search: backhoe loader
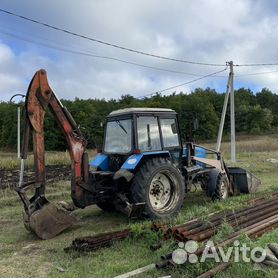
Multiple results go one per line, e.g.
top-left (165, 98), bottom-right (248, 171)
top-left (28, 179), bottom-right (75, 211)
top-left (15, 69), bottom-right (260, 239)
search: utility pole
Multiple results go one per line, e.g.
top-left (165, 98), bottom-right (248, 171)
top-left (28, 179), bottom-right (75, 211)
top-left (216, 69), bottom-right (231, 152)
top-left (17, 106), bottom-right (21, 158)
top-left (9, 94), bottom-right (25, 159)
top-left (216, 61), bottom-right (236, 162)
top-left (229, 61), bottom-right (236, 162)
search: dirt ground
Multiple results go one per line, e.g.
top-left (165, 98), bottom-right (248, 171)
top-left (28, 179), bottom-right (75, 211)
top-left (0, 165), bottom-right (71, 189)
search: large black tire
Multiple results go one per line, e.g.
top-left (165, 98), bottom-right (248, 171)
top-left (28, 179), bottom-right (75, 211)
top-left (207, 169), bottom-right (229, 201)
top-left (130, 158), bottom-right (185, 219)
top-left (96, 202), bottom-right (115, 212)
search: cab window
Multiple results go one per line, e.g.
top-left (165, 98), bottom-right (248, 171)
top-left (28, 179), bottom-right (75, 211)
top-left (137, 116), bottom-right (161, 151)
top-left (104, 119), bottom-right (132, 153)
top-left (160, 118), bottom-right (179, 148)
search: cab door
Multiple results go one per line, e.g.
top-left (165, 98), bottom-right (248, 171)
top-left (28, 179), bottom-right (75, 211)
top-left (159, 117), bottom-right (182, 162)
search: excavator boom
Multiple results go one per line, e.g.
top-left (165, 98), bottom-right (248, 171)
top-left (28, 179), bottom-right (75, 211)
top-left (16, 69), bottom-right (89, 239)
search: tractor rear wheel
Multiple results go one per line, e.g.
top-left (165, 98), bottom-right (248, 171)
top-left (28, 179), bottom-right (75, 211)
top-left (131, 158), bottom-right (185, 219)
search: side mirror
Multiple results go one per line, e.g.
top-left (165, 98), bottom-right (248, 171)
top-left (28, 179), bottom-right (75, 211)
top-left (171, 123), bottom-right (177, 134)
top-left (193, 118), bottom-right (199, 130)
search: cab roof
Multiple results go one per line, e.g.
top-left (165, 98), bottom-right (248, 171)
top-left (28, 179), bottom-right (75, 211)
top-left (108, 107), bottom-right (176, 117)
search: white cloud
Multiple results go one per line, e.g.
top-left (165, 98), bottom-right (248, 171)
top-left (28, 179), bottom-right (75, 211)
top-left (0, 0), bottom-right (277, 101)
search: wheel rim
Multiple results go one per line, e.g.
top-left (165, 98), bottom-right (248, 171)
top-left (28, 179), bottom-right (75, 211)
top-left (148, 170), bottom-right (179, 213)
top-left (220, 180), bottom-right (228, 199)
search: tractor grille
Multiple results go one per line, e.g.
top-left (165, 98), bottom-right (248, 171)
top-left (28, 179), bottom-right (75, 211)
top-left (109, 155), bottom-right (124, 172)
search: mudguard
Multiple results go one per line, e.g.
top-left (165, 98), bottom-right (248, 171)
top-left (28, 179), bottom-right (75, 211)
top-left (207, 168), bottom-right (221, 197)
top-left (90, 154), bottom-right (109, 171)
top-left (121, 151), bottom-right (170, 170)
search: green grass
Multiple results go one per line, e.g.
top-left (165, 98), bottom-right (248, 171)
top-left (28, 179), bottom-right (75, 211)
top-left (0, 146), bottom-right (277, 277)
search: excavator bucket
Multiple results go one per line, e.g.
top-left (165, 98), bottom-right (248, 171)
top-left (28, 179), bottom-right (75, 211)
top-left (23, 201), bottom-right (77, 240)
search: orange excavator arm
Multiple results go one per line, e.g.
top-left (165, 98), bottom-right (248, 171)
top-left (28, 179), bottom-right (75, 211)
top-left (16, 69), bottom-right (90, 239)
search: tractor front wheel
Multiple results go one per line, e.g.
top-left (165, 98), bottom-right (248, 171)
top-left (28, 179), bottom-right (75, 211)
top-left (207, 169), bottom-right (229, 201)
top-left (131, 158), bottom-right (185, 219)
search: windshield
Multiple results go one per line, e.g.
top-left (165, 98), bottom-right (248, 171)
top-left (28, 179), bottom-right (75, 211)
top-left (104, 119), bottom-right (132, 153)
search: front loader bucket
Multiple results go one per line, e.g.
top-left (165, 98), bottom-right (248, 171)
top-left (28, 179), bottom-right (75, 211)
top-left (23, 202), bottom-right (77, 239)
top-left (228, 167), bottom-right (261, 194)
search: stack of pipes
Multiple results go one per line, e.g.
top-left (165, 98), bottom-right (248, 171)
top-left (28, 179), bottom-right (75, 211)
top-left (64, 229), bottom-right (130, 252)
top-left (152, 193), bottom-right (278, 243)
top-left (154, 193), bottom-right (278, 276)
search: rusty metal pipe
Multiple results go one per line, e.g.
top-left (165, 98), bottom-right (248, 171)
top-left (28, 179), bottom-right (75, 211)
top-left (217, 215), bottom-right (278, 249)
top-left (247, 192), bottom-right (278, 205)
top-left (161, 253), bottom-right (172, 260)
top-left (249, 223), bottom-right (277, 239)
top-left (74, 231), bottom-right (130, 245)
top-left (171, 212), bottom-right (227, 234)
top-left (150, 240), bottom-right (164, 251)
top-left (155, 198), bottom-right (278, 271)
top-left (235, 207), bottom-right (278, 231)
top-left (174, 207), bottom-right (277, 242)
top-left (190, 208), bottom-right (276, 241)
top-left (174, 199), bottom-right (277, 237)
top-left (189, 205), bottom-right (278, 241)
top-left (195, 214), bottom-right (278, 277)
top-left (170, 210), bottom-right (224, 232)
top-left (196, 261), bottom-right (232, 278)
top-left (155, 259), bottom-right (171, 269)
top-left (223, 198), bottom-right (277, 219)
top-left (74, 232), bottom-right (128, 245)
top-left (195, 205), bottom-right (278, 277)
top-left (65, 229), bottom-right (131, 252)
top-left (77, 229), bottom-right (130, 240)
top-left (166, 197), bottom-right (277, 240)
top-left (194, 214), bottom-right (278, 256)
top-left (175, 199), bottom-right (275, 238)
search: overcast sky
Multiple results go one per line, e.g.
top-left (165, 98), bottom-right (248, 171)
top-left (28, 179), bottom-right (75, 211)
top-left (0, 0), bottom-right (277, 101)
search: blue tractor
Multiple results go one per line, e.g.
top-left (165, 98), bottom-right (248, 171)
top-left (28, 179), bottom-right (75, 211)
top-left (17, 70), bottom-right (260, 239)
top-left (90, 107), bottom-right (240, 219)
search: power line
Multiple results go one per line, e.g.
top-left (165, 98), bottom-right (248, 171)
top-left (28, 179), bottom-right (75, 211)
top-left (2, 28), bottom-right (277, 80)
top-left (1, 9), bottom-right (277, 67)
top-left (0, 8), bottom-right (227, 67)
top-left (235, 63), bottom-right (278, 67)
top-left (137, 68), bottom-right (277, 99)
top-left (137, 67), bottom-right (228, 99)
top-left (236, 70), bottom-right (278, 76)
top-left (0, 28), bottom-right (223, 77)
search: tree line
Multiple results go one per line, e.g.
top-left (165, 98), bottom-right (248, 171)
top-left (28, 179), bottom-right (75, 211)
top-left (0, 87), bottom-right (277, 151)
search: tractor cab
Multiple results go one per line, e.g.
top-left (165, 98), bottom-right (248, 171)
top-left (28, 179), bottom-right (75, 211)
top-left (103, 108), bottom-right (182, 165)
top-left (91, 107), bottom-right (204, 175)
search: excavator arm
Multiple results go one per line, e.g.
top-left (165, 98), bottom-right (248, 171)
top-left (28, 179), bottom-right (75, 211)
top-left (16, 69), bottom-right (90, 239)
